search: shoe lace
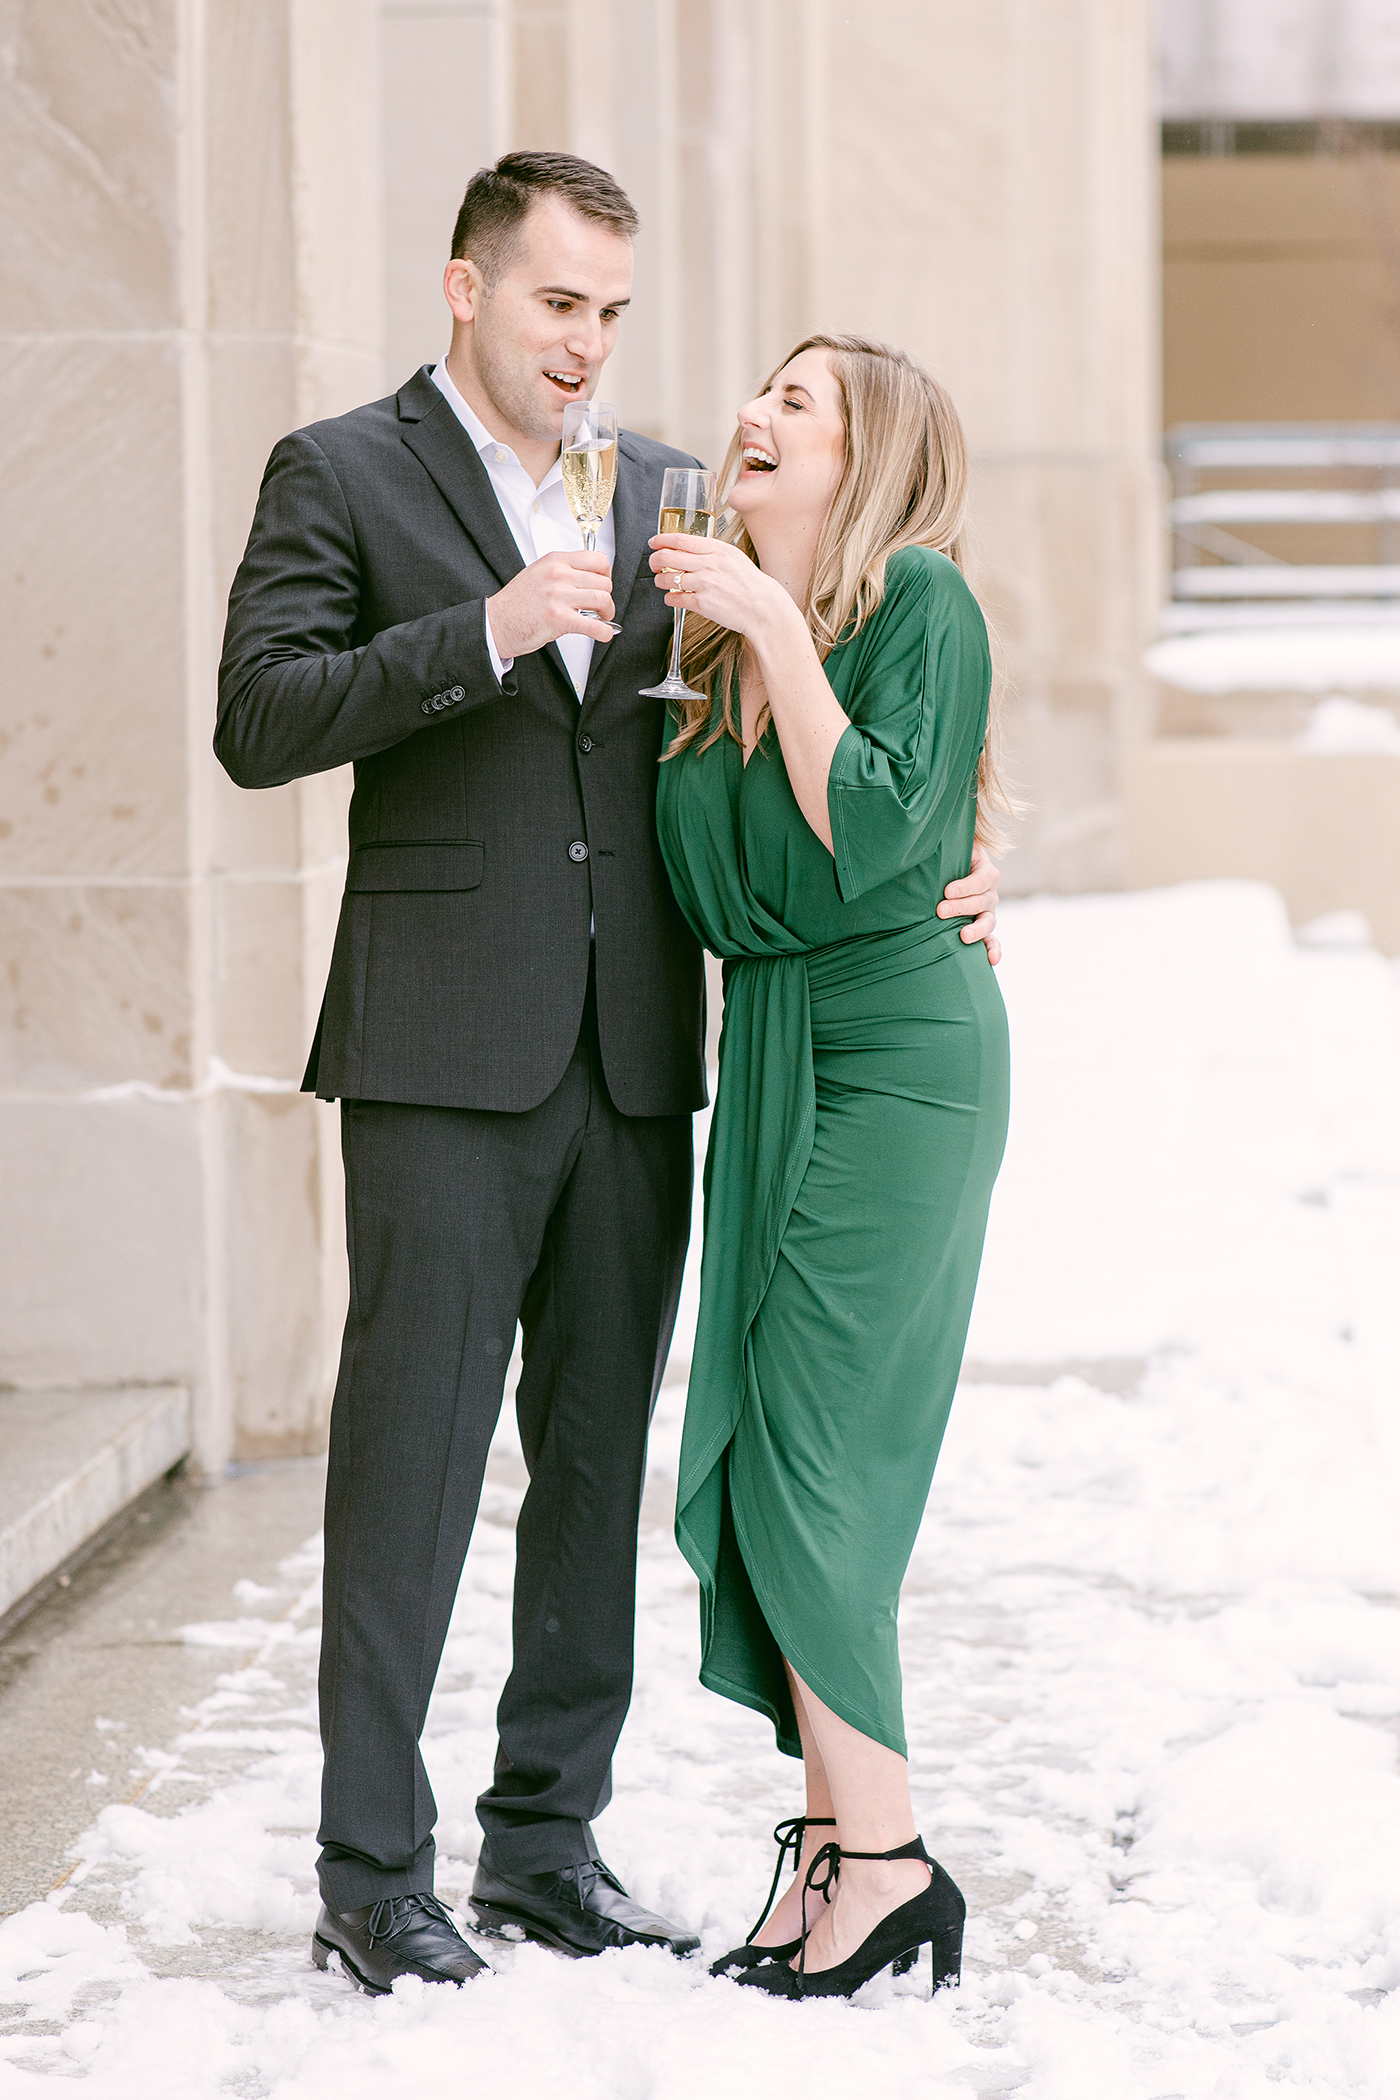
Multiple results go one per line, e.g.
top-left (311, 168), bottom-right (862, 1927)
top-left (745, 1815), bottom-right (837, 1947)
top-left (562, 1859), bottom-right (619, 1913)
top-left (364, 1892), bottom-right (455, 1948)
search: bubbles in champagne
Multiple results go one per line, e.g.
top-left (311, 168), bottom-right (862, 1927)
top-left (562, 437), bottom-right (619, 526)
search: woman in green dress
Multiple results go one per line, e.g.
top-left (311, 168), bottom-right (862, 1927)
top-left (650, 335), bottom-right (1011, 2000)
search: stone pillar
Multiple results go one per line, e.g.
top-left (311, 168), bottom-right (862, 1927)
top-left (381, 0), bottom-right (512, 384)
top-left (0, 0), bottom-right (382, 1472)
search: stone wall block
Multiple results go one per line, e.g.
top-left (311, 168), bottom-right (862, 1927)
top-left (297, 768), bottom-right (354, 873)
top-left (206, 336), bottom-right (299, 603)
top-left (0, 1097), bottom-right (204, 1390)
top-left (213, 878), bottom-right (309, 1079)
top-left (0, 882), bottom-right (194, 1092)
top-left (380, 0), bottom-right (511, 386)
top-left (0, 0), bottom-right (179, 331)
top-left (300, 847), bottom-right (349, 1047)
top-left (820, 0), bottom-right (1008, 428)
top-left (291, 339), bottom-right (383, 431)
top-left (288, 0), bottom-right (383, 378)
top-left (596, 0), bottom-right (677, 441)
top-left (1126, 746), bottom-right (1400, 954)
top-left (208, 767), bottom-right (306, 891)
top-left (0, 339), bottom-right (188, 881)
top-left (205, 0), bottom-right (296, 335)
top-left (513, 0), bottom-right (569, 151)
top-left (224, 1089), bottom-right (340, 1456)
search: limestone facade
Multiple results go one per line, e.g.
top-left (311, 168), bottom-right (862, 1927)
top-left (2, 0), bottom-right (1159, 1465)
top-left (1, 1), bottom-right (379, 1470)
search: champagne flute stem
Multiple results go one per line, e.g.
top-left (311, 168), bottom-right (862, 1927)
top-left (584, 524), bottom-right (597, 554)
top-left (667, 607), bottom-right (687, 682)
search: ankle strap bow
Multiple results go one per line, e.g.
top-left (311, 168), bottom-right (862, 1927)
top-left (745, 1814), bottom-right (837, 1946)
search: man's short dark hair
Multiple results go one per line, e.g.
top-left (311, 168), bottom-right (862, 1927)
top-left (450, 152), bottom-right (639, 287)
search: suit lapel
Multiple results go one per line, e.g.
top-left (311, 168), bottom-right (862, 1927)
top-left (396, 370), bottom-right (577, 705)
top-left (582, 435), bottom-right (657, 711)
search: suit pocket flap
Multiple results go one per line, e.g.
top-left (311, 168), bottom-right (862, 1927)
top-left (346, 842), bottom-right (485, 893)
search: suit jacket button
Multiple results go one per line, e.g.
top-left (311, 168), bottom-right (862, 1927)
top-left (421, 700), bottom-right (433, 714)
top-left (450, 685), bottom-right (465, 701)
top-left (568, 840), bottom-right (589, 862)
top-left (578, 735), bottom-right (593, 753)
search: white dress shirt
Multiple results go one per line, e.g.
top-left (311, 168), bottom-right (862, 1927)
top-left (431, 360), bottom-right (615, 702)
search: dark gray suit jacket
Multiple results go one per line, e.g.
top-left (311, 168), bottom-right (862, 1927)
top-left (216, 367), bottom-right (707, 1118)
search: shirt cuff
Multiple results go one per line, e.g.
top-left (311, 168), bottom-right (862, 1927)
top-left (483, 601), bottom-right (514, 686)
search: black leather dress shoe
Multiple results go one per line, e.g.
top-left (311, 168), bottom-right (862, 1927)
top-left (312, 1893), bottom-right (490, 1993)
top-left (470, 1857), bottom-right (699, 1958)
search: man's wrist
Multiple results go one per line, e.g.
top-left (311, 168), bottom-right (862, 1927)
top-left (483, 596), bottom-right (515, 683)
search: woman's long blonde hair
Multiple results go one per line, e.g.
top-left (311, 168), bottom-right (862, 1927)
top-left (664, 332), bottom-right (1015, 851)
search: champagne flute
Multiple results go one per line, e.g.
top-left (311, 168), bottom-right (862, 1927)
top-left (561, 397), bottom-right (622, 635)
top-left (640, 467), bottom-right (719, 700)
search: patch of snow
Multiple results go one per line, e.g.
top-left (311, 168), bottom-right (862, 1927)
top-left (1294, 696), bottom-right (1400, 755)
top-left (1159, 0), bottom-right (1400, 120)
top-left (1147, 625), bottom-right (1400, 694)
top-left (1296, 911), bottom-right (1375, 950)
top-left (2, 882), bottom-right (1398, 2098)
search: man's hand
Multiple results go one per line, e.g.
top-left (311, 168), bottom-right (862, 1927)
top-left (938, 840), bottom-right (1002, 966)
top-left (485, 550), bottom-right (616, 660)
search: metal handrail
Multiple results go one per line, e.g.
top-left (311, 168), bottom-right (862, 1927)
top-left (1166, 423), bottom-right (1400, 623)
top-left (1167, 424), bottom-right (1400, 470)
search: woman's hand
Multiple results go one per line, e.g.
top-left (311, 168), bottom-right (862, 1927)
top-left (648, 533), bottom-right (801, 644)
top-left (938, 841), bottom-right (1001, 965)
top-left (648, 534), bottom-right (848, 853)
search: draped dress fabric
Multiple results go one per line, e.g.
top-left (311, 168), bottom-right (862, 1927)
top-left (655, 548), bottom-right (1010, 1759)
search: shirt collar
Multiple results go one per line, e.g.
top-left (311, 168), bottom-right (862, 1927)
top-left (431, 360), bottom-right (562, 488)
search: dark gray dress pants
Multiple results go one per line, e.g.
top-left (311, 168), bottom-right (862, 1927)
top-left (315, 970), bottom-right (693, 1910)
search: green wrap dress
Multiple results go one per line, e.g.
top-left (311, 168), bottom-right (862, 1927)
top-left (655, 547), bottom-right (1010, 1760)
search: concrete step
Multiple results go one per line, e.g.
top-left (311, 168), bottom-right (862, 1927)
top-left (0, 1387), bottom-right (191, 1627)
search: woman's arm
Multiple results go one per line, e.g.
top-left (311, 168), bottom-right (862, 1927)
top-left (650, 532), bottom-right (848, 852)
top-left (649, 535), bottom-right (1003, 962)
top-left (740, 590), bottom-right (850, 853)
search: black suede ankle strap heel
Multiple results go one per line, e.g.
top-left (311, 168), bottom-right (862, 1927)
top-left (744, 1834), bottom-right (962, 2002)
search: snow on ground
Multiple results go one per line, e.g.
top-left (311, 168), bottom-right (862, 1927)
top-left (1293, 698), bottom-right (1400, 755)
top-left (2, 881), bottom-right (1398, 2099)
top-left (1146, 623), bottom-right (1400, 697)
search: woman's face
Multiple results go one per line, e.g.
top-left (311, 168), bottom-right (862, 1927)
top-left (727, 349), bottom-right (845, 537)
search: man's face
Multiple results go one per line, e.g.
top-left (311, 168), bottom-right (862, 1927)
top-left (452, 196), bottom-right (633, 447)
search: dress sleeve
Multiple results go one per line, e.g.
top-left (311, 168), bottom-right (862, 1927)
top-left (825, 551), bottom-right (991, 904)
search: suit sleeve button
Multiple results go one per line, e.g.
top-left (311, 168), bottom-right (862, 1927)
top-left (450, 686), bottom-right (465, 701)
top-left (568, 840), bottom-right (589, 862)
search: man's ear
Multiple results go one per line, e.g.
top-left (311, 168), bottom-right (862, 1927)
top-left (444, 256), bottom-right (484, 328)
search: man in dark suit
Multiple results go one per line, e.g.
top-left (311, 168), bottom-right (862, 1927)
top-left (217, 151), bottom-right (1001, 1994)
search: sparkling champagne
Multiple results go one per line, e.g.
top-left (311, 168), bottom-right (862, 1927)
top-left (657, 505), bottom-right (716, 538)
top-left (562, 438), bottom-right (619, 526)
top-left (639, 466), bottom-right (721, 702)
